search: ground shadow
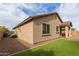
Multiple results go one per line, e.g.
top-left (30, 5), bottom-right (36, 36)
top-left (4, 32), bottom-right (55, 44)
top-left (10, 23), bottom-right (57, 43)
top-left (0, 38), bottom-right (31, 56)
top-left (15, 49), bottom-right (55, 56)
top-left (0, 38), bottom-right (55, 56)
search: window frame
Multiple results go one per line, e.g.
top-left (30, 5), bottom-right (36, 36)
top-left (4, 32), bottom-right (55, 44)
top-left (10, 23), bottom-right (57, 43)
top-left (56, 26), bottom-right (60, 34)
top-left (42, 23), bottom-right (51, 35)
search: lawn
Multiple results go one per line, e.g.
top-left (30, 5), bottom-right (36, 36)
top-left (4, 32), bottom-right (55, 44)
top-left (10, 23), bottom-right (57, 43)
top-left (14, 38), bottom-right (79, 56)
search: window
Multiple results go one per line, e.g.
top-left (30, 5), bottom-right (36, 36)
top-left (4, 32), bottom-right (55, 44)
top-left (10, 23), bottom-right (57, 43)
top-left (56, 26), bottom-right (60, 33)
top-left (42, 23), bottom-right (50, 35)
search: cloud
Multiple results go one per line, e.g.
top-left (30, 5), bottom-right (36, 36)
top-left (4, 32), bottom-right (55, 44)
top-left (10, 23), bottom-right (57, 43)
top-left (0, 3), bottom-right (29, 30)
top-left (57, 3), bottom-right (79, 29)
top-left (1, 3), bottom-right (79, 30)
top-left (0, 3), bottom-right (60, 30)
top-left (18, 3), bottom-right (60, 15)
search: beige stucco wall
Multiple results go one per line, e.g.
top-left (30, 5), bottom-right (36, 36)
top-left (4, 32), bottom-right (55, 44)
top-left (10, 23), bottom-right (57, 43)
top-left (65, 26), bottom-right (72, 38)
top-left (14, 21), bottom-right (34, 46)
top-left (33, 14), bottom-right (62, 43)
top-left (14, 14), bottom-right (62, 45)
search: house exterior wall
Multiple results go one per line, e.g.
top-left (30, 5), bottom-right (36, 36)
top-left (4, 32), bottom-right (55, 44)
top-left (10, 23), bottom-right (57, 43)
top-left (33, 14), bottom-right (62, 43)
top-left (69, 27), bottom-right (72, 37)
top-left (65, 26), bottom-right (72, 38)
top-left (65, 26), bottom-right (69, 38)
top-left (14, 21), bottom-right (34, 46)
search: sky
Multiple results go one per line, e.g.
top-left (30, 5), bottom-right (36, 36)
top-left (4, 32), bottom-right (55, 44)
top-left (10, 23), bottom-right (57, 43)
top-left (0, 3), bottom-right (79, 30)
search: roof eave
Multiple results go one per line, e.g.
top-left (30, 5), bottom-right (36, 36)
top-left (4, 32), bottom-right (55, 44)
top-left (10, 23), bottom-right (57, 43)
top-left (13, 12), bottom-right (63, 29)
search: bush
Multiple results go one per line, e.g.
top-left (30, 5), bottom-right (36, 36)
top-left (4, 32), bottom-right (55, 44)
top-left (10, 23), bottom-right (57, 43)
top-left (0, 26), bottom-right (9, 33)
top-left (72, 28), bottom-right (75, 31)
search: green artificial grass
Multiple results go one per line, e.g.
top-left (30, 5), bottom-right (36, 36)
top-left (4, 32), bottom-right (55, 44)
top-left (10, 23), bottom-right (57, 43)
top-left (14, 38), bottom-right (79, 56)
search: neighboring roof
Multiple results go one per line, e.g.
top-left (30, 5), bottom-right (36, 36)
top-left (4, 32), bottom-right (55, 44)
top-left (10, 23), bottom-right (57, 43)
top-left (60, 21), bottom-right (72, 27)
top-left (13, 12), bottom-right (63, 29)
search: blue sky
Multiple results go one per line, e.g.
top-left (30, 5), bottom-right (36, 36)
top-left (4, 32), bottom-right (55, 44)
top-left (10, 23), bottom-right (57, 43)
top-left (0, 3), bottom-right (79, 30)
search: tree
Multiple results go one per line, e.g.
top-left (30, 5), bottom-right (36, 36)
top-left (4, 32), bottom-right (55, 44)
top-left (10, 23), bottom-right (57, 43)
top-left (0, 26), bottom-right (9, 33)
top-left (71, 28), bottom-right (76, 31)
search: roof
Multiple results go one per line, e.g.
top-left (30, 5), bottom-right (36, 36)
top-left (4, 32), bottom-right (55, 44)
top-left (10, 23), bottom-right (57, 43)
top-left (60, 21), bottom-right (72, 27)
top-left (13, 12), bottom-right (63, 29)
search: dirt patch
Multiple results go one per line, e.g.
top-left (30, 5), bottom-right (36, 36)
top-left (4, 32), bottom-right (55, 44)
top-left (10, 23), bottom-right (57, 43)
top-left (71, 30), bottom-right (79, 40)
top-left (0, 38), bottom-right (28, 56)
